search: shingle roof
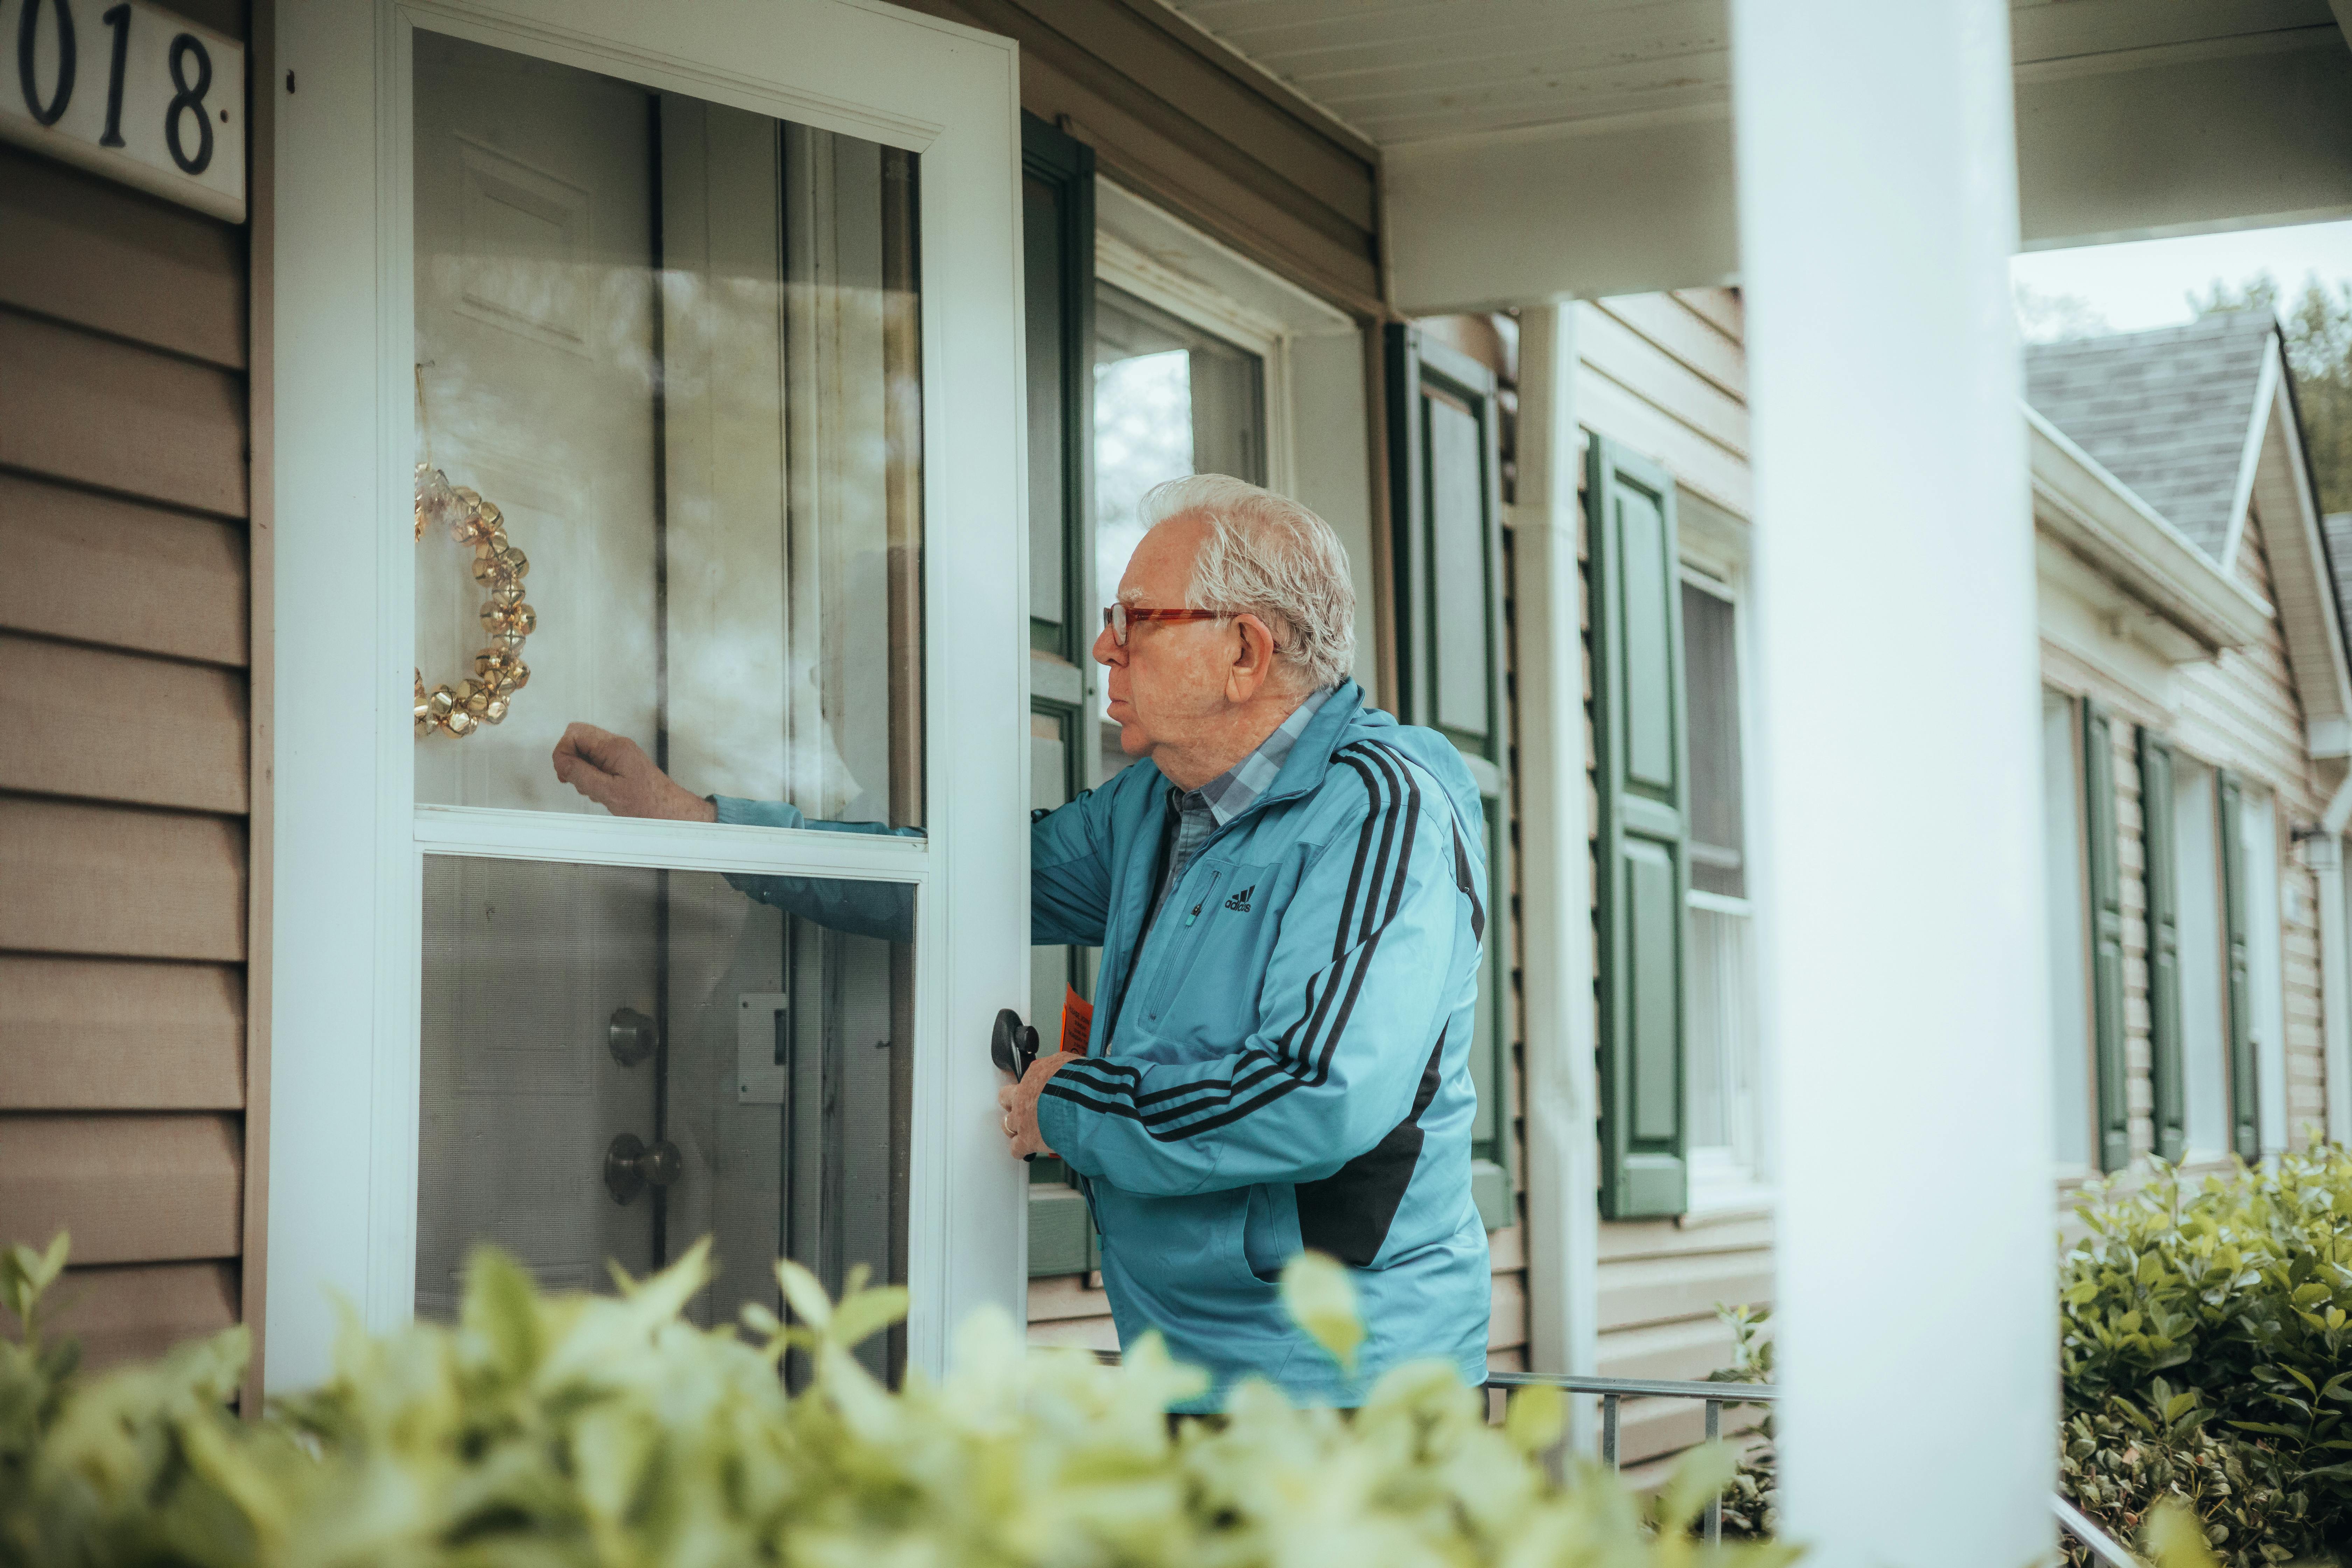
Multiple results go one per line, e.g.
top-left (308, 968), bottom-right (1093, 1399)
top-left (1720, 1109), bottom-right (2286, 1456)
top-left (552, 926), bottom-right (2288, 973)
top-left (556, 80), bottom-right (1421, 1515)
top-left (2024, 313), bottom-right (2275, 559)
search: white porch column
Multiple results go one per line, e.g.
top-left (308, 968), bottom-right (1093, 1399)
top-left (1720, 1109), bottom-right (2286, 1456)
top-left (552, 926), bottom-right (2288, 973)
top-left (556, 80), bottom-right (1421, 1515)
top-left (1730, 4), bottom-right (2055, 1566)
top-left (1510, 306), bottom-right (1600, 1410)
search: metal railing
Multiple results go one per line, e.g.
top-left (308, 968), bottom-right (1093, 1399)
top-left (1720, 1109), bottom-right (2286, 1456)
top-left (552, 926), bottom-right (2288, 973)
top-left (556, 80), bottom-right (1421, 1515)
top-left (1485, 1370), bottom-right (1774, 1545)
top-left (1489, 1371), bottom-right (2143, 1566)
top-left (1094, 1354), bottom-right (2139, 1564)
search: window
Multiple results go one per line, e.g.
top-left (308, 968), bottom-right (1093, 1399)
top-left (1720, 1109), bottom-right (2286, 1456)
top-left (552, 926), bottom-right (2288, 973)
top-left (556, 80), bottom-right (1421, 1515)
top-left (1092, 284), bottom-right (1267, 775)
top-left (2042, 691), bottom-right (2096, 1169)
top-left (2239, 786), bottom-right (2288, 1153)
top-left (2170, 758), bottom-right (2234, 1160)
top-left (1682, 574), bottom-right (1760, 1192)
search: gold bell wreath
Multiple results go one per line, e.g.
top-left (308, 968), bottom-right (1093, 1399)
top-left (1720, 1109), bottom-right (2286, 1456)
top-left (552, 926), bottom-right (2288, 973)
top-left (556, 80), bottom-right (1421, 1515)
top-left (414, 462), bottom-right (535, 738)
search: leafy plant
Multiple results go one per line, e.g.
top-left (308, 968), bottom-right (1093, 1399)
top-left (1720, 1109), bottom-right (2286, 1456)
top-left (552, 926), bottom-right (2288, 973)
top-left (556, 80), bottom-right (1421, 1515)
top-left (2059, 1382), bottom-right (2323, 1568)
top-left (2, 1234), bottom-right (1795, 1568)
top-left (2058, 1144), bottom-right (2352, 1563)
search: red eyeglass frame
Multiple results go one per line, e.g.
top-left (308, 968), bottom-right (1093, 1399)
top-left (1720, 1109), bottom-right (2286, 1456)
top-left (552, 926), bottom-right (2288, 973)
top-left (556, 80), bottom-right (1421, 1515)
top-left (1102, 603), bottom-right (1224, 647)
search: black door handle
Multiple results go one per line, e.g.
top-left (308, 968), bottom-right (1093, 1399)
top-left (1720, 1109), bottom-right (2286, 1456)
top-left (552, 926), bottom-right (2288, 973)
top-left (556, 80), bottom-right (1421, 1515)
top-left (991, 1007), bottom-right (1039, 1078)
top-left (992, 1008), bottom-right (1042, 1165)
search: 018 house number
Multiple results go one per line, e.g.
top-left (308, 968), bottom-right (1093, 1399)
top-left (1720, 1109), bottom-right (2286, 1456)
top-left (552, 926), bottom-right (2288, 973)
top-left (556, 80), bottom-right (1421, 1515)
top-left (0, 0), bottom-right (244, 222)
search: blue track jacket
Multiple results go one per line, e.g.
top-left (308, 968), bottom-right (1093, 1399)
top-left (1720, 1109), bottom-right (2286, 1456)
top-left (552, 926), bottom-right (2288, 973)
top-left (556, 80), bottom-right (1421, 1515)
top-left (715, 681), bottom-right (1492, 1407)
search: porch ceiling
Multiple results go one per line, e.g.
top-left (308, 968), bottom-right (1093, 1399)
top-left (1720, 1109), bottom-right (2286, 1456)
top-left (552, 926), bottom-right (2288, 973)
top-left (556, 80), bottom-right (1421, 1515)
top-left (1161, 0), bottom-right (2352, 311)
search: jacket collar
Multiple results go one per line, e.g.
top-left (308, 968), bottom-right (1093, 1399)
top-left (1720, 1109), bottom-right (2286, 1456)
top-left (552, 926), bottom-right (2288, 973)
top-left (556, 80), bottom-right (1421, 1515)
top-left (1239, 680), bottom-right (1367, 818)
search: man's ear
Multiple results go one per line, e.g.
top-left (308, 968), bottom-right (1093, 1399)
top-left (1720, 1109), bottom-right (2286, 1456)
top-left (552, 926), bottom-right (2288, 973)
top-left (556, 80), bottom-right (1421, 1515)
top-left (1228, 614), bottom-right (1279, 701)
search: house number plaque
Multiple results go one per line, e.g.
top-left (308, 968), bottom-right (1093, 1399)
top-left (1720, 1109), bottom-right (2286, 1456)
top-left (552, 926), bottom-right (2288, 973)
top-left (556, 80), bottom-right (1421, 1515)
top-left (0, 0), bottom-right (245, 222)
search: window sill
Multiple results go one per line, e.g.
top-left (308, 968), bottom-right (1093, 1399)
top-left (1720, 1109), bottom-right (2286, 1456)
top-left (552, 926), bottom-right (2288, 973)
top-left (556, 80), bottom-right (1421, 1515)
top-left (1678, 1180), bottom-right (1774, 1228)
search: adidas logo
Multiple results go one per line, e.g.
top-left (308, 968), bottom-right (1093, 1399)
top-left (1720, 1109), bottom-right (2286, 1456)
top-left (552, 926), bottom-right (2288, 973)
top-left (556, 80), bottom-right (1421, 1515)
top-left (1223, 885), bottom-right (1255, 912)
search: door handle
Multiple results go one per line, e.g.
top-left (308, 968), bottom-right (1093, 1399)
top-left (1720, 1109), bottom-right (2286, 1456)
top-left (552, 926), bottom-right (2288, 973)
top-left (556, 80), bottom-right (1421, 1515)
top-left (991, 1007), bottom-right (1039, 1078)
top-left (992, 1008), bottom-right (1041, 1165)
top-left (603, 1132), bottom-right (682, 1205)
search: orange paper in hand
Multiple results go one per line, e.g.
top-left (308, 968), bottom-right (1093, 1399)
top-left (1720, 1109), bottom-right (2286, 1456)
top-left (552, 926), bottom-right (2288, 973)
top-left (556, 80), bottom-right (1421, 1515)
top-left (1059, 983), bottom-right (1093, 1058)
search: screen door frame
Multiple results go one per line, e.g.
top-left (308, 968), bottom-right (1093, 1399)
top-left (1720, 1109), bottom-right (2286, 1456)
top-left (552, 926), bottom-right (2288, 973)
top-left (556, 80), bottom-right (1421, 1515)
top-left (268, 0), bottom-right (1030, 1392)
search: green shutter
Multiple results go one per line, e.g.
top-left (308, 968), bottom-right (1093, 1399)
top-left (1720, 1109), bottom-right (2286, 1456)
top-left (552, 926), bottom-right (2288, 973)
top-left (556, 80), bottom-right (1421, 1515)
top-left (1588, 434), bottom-right (1689, 1220)
top-left (1386, 326), bottom-right (1513, 1229)
top-left (2137, 729), bottom-right (2185, 1163)
top-left (1020, 114), bottom-right (1100, 1265)
top-left (2081, 702), bottom-right (2129, 1172)
top-left (2217, 771), bottom-right (2262, 1162)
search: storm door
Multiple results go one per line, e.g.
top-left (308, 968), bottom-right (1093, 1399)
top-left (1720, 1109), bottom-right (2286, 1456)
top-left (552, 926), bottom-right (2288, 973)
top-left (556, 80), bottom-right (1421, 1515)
top-left (402, 21), bottom-right (946, 1380)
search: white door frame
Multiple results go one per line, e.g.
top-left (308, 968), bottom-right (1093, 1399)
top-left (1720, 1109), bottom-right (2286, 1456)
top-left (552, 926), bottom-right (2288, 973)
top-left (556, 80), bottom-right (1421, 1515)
top-left (268, 0), bottom-right (1029, 1392)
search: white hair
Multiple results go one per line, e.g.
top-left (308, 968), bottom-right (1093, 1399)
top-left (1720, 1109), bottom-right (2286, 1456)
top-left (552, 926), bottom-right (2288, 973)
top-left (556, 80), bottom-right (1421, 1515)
top-left (1137, 474), bottom-right (1357, 692)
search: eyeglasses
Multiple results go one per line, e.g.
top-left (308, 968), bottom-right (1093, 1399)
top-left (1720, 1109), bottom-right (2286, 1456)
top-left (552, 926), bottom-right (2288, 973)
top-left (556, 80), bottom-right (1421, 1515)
top-left (1102, 603), bottom-right (1223, 648)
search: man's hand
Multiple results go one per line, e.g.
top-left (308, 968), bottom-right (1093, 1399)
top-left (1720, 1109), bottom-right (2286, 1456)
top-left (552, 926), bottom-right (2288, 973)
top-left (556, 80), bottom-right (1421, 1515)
top-left (552, 723), bottom-right (718, 821)
top-left (997, 1052), bottom-right (1078, 1160)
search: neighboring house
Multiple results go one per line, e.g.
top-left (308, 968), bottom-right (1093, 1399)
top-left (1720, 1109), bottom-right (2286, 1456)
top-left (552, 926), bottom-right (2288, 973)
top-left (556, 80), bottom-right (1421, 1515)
top-left (2027, 315), bottom-right (2352, 1175)
top-left (1503, 307), bottom-right (2352, 1473)
top-left (1, 22), bottom-right (2347, 1556)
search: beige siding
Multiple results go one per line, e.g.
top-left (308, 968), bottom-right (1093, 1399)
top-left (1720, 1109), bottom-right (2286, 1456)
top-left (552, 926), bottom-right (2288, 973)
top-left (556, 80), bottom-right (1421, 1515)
top-left (0, 109), bottom-right (258, 1373)
top-left (1580, 290), bottom-right (1767, 1467)
top-left (2198, 512), bottom-right (2330, 1142)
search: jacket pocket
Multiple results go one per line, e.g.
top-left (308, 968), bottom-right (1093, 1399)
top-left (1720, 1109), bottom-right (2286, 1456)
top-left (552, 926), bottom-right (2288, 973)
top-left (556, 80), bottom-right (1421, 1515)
top-left (1139, 865), bottom-right (1225, 1023)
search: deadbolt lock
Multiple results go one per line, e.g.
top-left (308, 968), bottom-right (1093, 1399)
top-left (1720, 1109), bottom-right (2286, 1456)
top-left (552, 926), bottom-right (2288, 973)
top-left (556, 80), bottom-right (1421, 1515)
top-left (603, 1132), bottom-right (682, 1205)
top-left (608, 1007), bottom-right (658, 1068)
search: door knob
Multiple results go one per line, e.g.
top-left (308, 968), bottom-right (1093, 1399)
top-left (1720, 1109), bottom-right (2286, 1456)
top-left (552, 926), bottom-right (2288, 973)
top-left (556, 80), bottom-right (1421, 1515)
top-left (608, 1007), bottom-right (658, 1067)
top-left (604, 1132), bottom-right (682, 1205)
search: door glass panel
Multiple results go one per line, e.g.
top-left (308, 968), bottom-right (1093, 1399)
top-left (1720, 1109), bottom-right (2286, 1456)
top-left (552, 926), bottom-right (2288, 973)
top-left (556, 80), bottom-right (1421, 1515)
top-left (411, 31), bottom-right (923, 827)
top-left (417, 854), bottom-right (913, 1379)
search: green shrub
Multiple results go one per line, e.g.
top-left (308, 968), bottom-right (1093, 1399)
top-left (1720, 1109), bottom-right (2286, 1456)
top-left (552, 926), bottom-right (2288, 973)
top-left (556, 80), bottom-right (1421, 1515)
top-left (2060, 1145), bottom-right (2352, 1562)
top-left (2, 1233), bottom-right (1793, 1568)
top-left (2059, 1383), bottom-right (2326, 1568)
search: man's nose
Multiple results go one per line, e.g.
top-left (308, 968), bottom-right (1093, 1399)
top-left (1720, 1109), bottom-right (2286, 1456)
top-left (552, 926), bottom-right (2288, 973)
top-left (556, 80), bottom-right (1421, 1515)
top-left (1092, 622), bottom-right (1123, 668)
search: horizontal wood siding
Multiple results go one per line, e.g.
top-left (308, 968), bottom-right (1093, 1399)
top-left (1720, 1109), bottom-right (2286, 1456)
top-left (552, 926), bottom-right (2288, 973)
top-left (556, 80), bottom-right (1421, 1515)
top-left (2182, 513), bottom-right (2328, 1142)
top-left (0, 119), bottom-right (254, 1372)
top-left (890, 0), bottom-right (1380, 316)
top-left (0, 957), bottom-right (245, 1110)
top-left (0, 1115), bottom-right (243, 1265)
top-left (0, 474), bottom-right (249, 665)
top-left (2044, 488), bottom-right (2332, 1182)
top-left (0, 636), bottom-right (250, 812)
top-left (44, 1262), bottom-right (240, 1369)
top-left (1581, 291), bottom-right (1766, 1466)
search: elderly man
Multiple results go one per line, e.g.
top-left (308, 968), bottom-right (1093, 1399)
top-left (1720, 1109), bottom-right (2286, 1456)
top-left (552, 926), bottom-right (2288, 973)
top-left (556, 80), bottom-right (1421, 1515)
top-left (553, 474), bottom-right (1491, 1407)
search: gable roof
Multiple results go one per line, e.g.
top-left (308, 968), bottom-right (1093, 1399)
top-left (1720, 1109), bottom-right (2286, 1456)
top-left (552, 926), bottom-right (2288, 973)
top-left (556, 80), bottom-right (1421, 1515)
top-left (2024, 313), bottom-right (2276, 560)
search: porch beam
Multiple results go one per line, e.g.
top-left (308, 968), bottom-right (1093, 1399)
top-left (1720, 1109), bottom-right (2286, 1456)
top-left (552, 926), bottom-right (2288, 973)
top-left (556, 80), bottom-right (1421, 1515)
top-left (2017, 31), bottom-right (2352, 248)
top-left (1730, 4), bottom-right (2054, 1567)
top-left (1382, 32), bottom-right (2352, 315)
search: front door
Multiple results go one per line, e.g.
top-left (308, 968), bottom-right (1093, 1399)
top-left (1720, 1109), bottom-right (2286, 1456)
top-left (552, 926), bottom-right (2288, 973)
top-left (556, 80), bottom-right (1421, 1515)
top-left (267, 0), bottom-right (1028, 1390)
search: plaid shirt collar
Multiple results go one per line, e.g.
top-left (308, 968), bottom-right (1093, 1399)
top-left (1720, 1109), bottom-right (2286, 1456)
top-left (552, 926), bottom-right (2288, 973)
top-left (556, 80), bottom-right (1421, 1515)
top-left (1175, 684), bottom-right (1333, 828)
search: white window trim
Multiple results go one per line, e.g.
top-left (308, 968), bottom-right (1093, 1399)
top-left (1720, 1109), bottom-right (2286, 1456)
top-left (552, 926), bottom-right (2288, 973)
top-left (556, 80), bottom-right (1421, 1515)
top-left (2040, 687), bottom-right (2101, 1185)
top-left (1679, 554), bottom-right (1773, 1215)
top-left (269, 0), bottom-right (1028, 1394)
top-left (1095, 229), bottom-right (1297, 500)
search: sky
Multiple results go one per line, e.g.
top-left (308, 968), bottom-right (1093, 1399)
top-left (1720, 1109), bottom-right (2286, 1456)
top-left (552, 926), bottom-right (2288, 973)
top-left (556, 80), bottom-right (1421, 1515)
top-left (2010, 218), bottom-right (2352, 340)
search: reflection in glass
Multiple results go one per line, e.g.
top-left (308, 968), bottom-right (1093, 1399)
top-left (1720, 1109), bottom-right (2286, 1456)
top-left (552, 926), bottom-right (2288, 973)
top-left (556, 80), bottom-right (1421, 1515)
top-left (416, 855), bottom-right (912, 1382)
top-left (1092, 286), bottom-right (1263, 768)
top-left (412, 31), bottom-right (922, 827)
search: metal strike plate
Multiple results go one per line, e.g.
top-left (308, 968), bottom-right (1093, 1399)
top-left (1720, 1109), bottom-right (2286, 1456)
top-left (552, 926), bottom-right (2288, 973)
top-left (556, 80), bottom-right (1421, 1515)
top-left (736, 992), bottom-right (789, 1104)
